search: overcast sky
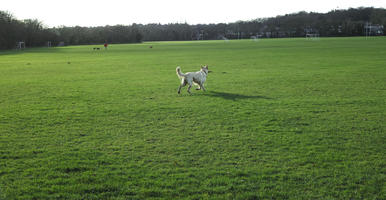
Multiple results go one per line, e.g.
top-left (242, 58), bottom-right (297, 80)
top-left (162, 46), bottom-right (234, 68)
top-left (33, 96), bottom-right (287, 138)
top-left (2, 0), bottom-right (385, 27)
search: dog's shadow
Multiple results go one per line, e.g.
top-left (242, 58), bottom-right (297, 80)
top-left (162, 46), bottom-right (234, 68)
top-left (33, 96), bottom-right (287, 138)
top-left (206, 91), bottom-right (272, 101)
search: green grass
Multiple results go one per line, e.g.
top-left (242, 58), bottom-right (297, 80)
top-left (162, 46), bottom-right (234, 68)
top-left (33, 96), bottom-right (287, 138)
top-left (0, 37), bottom-right (385, 199)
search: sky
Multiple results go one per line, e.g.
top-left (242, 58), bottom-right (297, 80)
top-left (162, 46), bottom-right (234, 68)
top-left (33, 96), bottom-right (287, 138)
top-left (2, 0), bottom-right (386, 27)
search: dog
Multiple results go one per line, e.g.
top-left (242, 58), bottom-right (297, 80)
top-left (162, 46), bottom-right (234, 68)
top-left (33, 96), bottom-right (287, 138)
top-left (176, 65), bottom-right (211, 94)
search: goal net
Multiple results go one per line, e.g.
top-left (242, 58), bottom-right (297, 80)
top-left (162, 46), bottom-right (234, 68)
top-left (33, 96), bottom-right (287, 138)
top-left (16, 42), bottom-right (25, 50)
top-left (306, 33), bottom-right (320, 40)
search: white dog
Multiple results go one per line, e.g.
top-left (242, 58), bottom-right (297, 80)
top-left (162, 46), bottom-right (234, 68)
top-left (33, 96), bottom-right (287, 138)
top-left (176, 65), bottom-right (210, 94)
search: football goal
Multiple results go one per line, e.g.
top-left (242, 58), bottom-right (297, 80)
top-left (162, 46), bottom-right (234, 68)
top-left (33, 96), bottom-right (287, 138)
top-left (16, 41), bottom-right (25, 50)
top-left (306, 33), bottom-right (320, 40)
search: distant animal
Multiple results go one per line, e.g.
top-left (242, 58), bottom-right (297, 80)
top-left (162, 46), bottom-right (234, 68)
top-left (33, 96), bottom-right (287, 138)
top-left (93, 47), bottom-right (100, 50)
top-left (176, 65), bottom-right (211, 94)
top-left (149, 46), bottom-right (153, 48)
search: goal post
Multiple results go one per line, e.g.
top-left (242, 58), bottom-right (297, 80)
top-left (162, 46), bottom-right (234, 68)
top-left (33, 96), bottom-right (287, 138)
top-left (251, 35), bottom-right (259, 42)
top-left (16, 42), bottom-right (25, 50)
top-left (306, 33), bottom-right (320, 40)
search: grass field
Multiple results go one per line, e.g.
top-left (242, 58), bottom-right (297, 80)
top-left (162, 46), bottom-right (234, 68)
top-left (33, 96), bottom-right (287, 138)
top-left (0, 37), bottom-right (385, 199)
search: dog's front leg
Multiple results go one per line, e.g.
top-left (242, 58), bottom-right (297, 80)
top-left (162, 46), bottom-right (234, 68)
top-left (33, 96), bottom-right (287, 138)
top-left (200, 84), bottom-right (206, 91)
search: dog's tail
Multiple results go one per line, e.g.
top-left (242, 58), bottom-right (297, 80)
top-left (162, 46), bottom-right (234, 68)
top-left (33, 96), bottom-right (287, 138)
top-left (176, 66), bottom-right (185, 78)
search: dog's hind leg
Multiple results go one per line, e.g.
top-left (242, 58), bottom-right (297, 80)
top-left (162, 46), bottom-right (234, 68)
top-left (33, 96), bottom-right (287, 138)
top-left (178, 79), bottom-right (186, 94)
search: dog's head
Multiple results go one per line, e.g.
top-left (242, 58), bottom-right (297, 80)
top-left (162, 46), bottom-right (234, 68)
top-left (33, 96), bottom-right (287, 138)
top-left (201, 65), bottom-right (212, 75)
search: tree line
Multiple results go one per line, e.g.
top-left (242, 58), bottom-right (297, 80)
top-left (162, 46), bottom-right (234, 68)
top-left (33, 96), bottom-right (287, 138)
top-left (0, 11), bottom-right (142, 50)
top-left (138, 7), bottom-right (385, 40)
top-left (1, 7), bottom-right (385, 50)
